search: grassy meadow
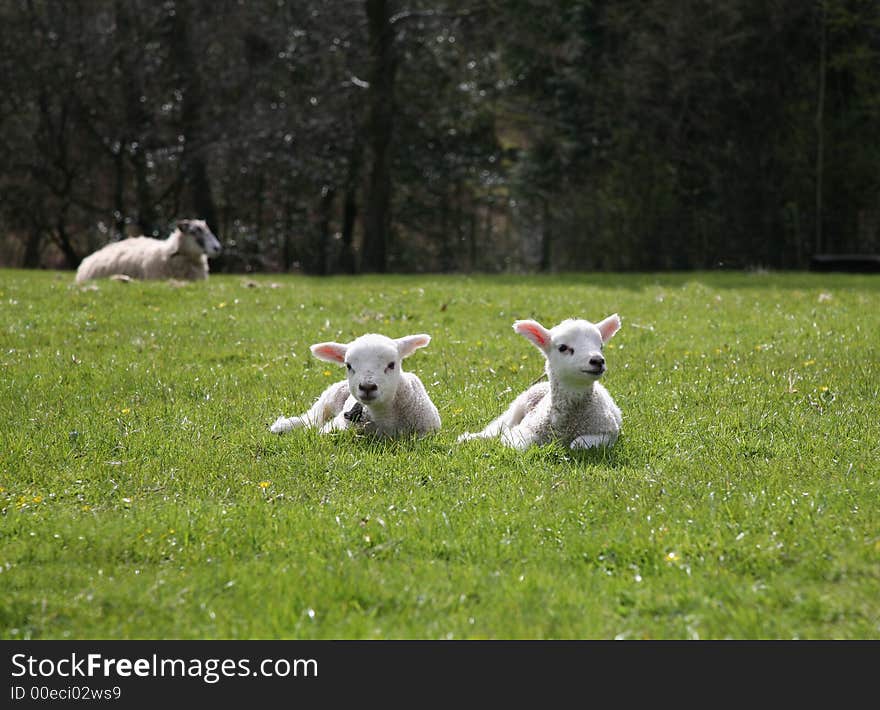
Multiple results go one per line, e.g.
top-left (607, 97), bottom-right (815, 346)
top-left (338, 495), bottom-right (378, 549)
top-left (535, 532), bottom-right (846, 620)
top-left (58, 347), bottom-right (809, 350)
top-left (1, 269), bottom-right (878, 639)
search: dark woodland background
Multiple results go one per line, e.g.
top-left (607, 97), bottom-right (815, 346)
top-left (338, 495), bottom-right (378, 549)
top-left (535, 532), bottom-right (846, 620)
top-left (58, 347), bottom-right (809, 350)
top-left (1, 1), bottom-right (879, 274)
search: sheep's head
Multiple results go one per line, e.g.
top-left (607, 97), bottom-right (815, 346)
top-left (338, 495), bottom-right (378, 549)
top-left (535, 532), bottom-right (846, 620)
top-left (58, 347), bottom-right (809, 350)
top-left (175, 219), bottom-right (222, 258)
top-left (513, 315), bottom-right (621, 389)
top-left (310, 333), bottom-right (431, 408)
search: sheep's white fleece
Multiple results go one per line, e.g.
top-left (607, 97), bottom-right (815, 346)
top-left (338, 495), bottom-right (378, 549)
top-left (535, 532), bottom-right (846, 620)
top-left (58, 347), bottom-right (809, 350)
top-left (458, 315), bottom-right (622, 450)
top-left (75, 220), bottom-right (220, 282)
top-left (270, 333), bottom-right (441, 437)
top-left (468, 378), bottom-right (621, 449)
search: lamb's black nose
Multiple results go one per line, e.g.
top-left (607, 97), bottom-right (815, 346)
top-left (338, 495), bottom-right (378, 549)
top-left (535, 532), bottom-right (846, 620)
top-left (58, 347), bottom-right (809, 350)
top-left (589, 355), bottom-right (605, 368)
top-left (359, 383), bottom-right (378, 394)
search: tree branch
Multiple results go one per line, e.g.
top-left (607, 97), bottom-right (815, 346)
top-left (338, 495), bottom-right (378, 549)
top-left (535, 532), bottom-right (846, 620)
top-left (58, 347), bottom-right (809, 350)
top-left (389, 5), bottom-right (489, 26)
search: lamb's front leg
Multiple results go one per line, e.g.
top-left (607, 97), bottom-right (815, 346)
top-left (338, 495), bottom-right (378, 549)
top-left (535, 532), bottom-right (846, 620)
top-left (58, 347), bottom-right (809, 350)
top-left (319, 412), bottom-right (350, 433)
top-left (270, 380), bottom-right (350, 434)
top-left (457, 412), bottom-right (507, 441)
top-left (270, 416), bottom-right (301, 434)
top-left (457, 384), bottom-right (546, 443)
top-left (319, 395), bottom-right (366, 433)
top-left (499, 424), bottom-right (540, 450)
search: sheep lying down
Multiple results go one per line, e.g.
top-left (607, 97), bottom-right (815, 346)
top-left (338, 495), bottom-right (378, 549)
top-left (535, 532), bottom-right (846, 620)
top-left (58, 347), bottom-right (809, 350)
top-left (270, 333), bottom-right (441, 437)
top-left (458, 314), bottom-right (622, 450)
top-left (75, 219), bottom-right (221, 283)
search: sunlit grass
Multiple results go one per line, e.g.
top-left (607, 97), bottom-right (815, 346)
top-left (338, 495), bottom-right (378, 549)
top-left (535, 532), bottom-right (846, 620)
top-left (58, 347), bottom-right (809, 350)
top-left (1, 269), bottom-right (878, 639)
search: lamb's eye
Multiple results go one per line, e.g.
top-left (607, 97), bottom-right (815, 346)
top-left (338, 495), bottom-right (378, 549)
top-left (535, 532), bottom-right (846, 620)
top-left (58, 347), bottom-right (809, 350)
top-left (558, 344), bottom-right (570, 353)
top-left (386, 361), bottom-right (395, 370)
top-left (345, 362), bottom-right (353, 371)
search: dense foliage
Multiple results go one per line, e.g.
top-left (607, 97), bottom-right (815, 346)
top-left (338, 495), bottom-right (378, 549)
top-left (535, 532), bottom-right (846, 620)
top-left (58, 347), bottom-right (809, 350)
top-left (1, 1), bottom-right (878, 272)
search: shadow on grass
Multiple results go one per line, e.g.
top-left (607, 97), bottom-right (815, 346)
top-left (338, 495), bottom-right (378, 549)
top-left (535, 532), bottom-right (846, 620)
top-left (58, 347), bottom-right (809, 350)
top-left (262, 427), bottom-right (455, 455)
top-left (262, 424), bottom-right (656, 479)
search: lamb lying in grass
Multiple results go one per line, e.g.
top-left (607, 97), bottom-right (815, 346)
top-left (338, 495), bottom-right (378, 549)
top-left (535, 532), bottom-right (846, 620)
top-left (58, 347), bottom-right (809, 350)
top-left (75, 219), bottom-right (222, 283)
top-left (270, 333), bottom-right (441, 437)
top-left (458, 314), bottom-right (622, 450)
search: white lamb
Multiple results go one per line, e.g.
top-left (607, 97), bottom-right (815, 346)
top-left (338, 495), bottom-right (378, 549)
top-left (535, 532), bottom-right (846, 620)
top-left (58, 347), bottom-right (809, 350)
top-left (458, 314), bottom-right (623, 450)
top-left (75, 219), bottom-right (222, 283)
top-left (270, 333), bottom-right (441, 437)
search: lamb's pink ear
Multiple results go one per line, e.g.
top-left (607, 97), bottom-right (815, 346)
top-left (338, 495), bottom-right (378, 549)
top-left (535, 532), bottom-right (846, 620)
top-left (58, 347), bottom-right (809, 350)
top-left (596, 314), bottom-right (621, 343)
top-left (397, 334), bottom-right (431, 359)
top-left (513, 320), bottom-right (552, 353)
top-left (310, 342), bottom-right (348, 364)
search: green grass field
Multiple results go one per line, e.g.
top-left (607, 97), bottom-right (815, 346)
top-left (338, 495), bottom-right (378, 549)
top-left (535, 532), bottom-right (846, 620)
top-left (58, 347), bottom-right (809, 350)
top-left (1, 269), bottom-right (878, 639)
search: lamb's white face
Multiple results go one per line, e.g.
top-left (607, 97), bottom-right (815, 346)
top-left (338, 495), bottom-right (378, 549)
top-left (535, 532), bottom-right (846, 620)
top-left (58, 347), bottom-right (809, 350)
top-left (311, 333), bottom-right (432, 408)
top-left (177, 219), bottom-right (222, 258)
top-left (342, 335), bottom-right (402, 406)
top-left (546, 320), bottom-right (611, 387)
top-left (514, 315), bottom-right (621, 390)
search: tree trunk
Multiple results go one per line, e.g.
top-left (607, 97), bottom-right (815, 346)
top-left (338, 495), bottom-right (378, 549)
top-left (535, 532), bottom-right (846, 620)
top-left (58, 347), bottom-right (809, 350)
top-left (440, 188), bottom-right (451, 272)
top-left (315, 186), bottom-right (335, 276)
top-left (255, 172), bottom-right (265, 243)
top-left (132, 153), bottom-right (156, 234)
top-left (115, 0), bottom-right (157, 236)
top-left (453, 179), bottom-right (464, 272)
top-left (339, 144), bottom-right (362, 274)
top-left (362, 0), bottom-right (397, 273)
top-left (52, 210), bottom-right (81, 268)
top-left (339, 184), bottom-right (359, 274)
top-left (113, 148), bottom-right (126, 238)
top-left (468, 205), bottom-right (477, 272)
top-left (815, 0), bottom-right (827, 256)
top-left (22, 230), bottom-right (43, 268)
top-left (188, 156), bottom-right (218, 233)
top-left (283, 193), bottom-right (296, 271)
top-left (170, 1), bottom-right (218, 233)
top-left (539, 196), bottom-right (552, 271)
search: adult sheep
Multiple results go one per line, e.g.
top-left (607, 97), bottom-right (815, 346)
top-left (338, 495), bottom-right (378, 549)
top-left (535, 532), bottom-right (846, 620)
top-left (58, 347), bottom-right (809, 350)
top-left (75, 219), bottom-right (222, 283)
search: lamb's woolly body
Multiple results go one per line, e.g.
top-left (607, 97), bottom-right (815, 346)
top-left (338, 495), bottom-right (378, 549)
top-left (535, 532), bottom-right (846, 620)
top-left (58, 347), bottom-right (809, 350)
top-left (75, 220), bottom-right (220, 283)
top-left (458, 315), bottom-right (623, 450)
top-left (270, 333), bottom-right (441, 437)
top-left (324, 373), bottom-right (439, 436)
top-left (494, 380), bottom-right (622, 449)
